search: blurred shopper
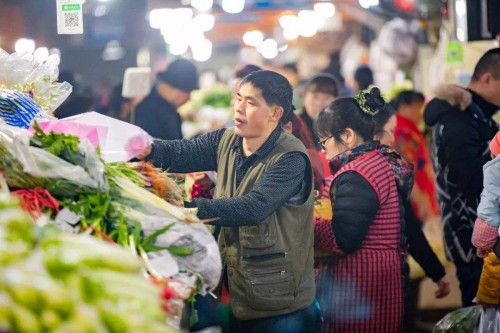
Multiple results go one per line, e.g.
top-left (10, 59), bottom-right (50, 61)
top-left (300, 74), bottom-right (341, 151)
top-left (54, 71), bottom-right (94, 119)
top-left (353, 65), bottom-right (374, 93)
top-left (138, 70), bottom-right (321, 333)
top-left (97, 83), bottom-right (134, 122)
top-left (283, 112), bottom-right (324, 193)
top-left (392, 91), bottom-right (440, 223)
top-left (321, 52), bottom-right (347, 95)
top-left (314, 88), bottom-right (413, 333)
top-left (423, 48), bottom-right (500, 307)
top-left (373, 105), bottom-right (450, 332)
top-left (472, 131), bottom-right (500, 310)
top-left (135, 58), bottom-right (199, 140)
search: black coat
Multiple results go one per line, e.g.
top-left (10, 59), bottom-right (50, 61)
top-left (424, 89), bottom-right (498, 263)
top-left (134, 88), bottom-right (183, 140)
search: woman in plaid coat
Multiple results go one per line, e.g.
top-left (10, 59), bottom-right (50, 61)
top-left (313, 88), bottom-right (414, 333)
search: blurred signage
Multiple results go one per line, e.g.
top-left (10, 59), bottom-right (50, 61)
top-left (87, 18), bottom-right (125, 43)
top-left (245, 0), bottom-right (311, 9)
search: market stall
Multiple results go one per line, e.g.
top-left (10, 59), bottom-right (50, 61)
top-left (0, 49), bottom-right (221, 333)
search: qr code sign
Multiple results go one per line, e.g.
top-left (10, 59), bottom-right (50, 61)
top-left (64, 12), bottom-right (79, 28)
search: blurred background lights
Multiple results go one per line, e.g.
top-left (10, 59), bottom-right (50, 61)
top-left (242, 30), bottom-right (264, 47)
top-left (222, 0), bottom-right (245, 14)
top-left (191, 38), bottom-right (212, 62)
top-left (358, 0), bottom-right (380, 9)
top-left (258, 38), bottom-right (278, 59)
top-left (192, 14), bottom-right (215, 32)
top-left (149, 8), bottom-right (172, 29)
top-left (191, 0), bottom-right (213, 11)
top-left (298, 10), bottom-right (321, 37)
top-left (314, 2), bottom-right (336, 18)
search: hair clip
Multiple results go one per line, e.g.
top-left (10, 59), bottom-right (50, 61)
top-left (354, 91), bottom-right (378, 116)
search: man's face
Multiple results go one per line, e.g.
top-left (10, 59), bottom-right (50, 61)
top-left (486, 75), bottom-right (500, 107)
top-left (304, 90), bottom-right (335, 119)
top-left (233, 82), bottom-right (279, 138)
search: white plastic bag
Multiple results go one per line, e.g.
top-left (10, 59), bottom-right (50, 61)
top-left (475, 307), bottom-right (500, 333)
top-left (141, 214), bottom-right (222, 294)
top-left (0, 123), bottom-right (106, 194)
top-left (56, 112), bottom-right (153, 163)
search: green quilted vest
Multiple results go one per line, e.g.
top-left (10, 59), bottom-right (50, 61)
top-left (214, 128), bottom-right (316, 320)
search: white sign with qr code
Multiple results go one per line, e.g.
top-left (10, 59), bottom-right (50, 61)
top-left (57, 0), bottom-right (83, 34)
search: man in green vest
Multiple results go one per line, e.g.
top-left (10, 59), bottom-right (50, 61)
top-left (137, 70), bottom-right (320, 333)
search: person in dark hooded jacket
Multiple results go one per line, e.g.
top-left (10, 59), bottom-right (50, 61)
top-left (313, 88), bottom-right (414, 333)
top-left (423, 48), bottom-right (500, 307)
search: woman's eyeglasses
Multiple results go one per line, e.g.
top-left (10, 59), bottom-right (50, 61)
top-left (318, 136), bottom-right (333, 150)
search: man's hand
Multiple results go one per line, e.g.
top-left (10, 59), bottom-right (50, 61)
top-left (135, 144), bottom-right (152, 160)
top-left (435, 275), bottom-right (451, 298)
top-left (125, 134), bottom-right (153, 160)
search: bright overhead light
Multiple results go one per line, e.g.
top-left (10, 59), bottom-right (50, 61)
top-left (192, 38), bottom-right (212, 62)
top-left (193, 14), bottom-right (215, 32)
top-left (191, 0), bottom-right (213, 11)
top-left (298, 10), bottom-right (320, 37)
top-left (283, 28), bottom-right (299, 40)
top-left (258, 38), bottom-right (278, 59)
top-left (279, 15), bottom-right (298, 30)
top-left (169, 42), bottom-right (189, 55)
top-left (314, 3), bottom-right (336, 18)
top-left (358, 0), bottom-right (379, 9)
top-left (33, 47), bottom-right (49, 63)
top-left (149, 8), bottom-right (172, 29)
top-left (14, 38), bottom-right (35, 54)
top-left (242, 30), bottom-right (264, 47)
top-left (222, 0), bottom-right (244, 14)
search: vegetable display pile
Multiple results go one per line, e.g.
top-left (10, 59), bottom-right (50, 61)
top-left (0, 195), bottom-right (180, 333)
top-left (0, 122), bottom-right (222, 305)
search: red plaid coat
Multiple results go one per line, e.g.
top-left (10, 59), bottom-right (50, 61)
top-left (315, 151), bottom-right (406, 333)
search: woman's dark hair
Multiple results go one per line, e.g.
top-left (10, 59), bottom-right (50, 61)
top-left (373, 104), bottom-right (397, 138)
top-left (240, 70), bottom-right (293, 124)
top-left (316, 87), bottom-right (385, 143)
top-left (391, 90), bottom-right (424, 110)
top-left (306, 73), bottom-right (341, 98)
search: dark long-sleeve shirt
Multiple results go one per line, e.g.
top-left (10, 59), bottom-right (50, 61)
top-left (405, 201), bottom-right (445, 282)
top-left (147, 127), bottom-right (309, 227)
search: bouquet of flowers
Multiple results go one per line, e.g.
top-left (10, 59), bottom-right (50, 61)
top-left (0, 48), bottom-right (72, 128)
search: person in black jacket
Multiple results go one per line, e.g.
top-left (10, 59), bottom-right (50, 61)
top-left (373, 105), bottom-right (450, 331)
top-left (134, 58), bottom-right (199, 140)
top-left (423, 48), bottom-right (500, 307)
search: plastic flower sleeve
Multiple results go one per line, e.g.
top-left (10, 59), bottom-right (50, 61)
top-left (433, 306), bottom-right (480, 333)
top-left (0, 123), bottom-right (106, 195)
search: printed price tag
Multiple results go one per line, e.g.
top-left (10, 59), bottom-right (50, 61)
top-left (57, 0), bottom-right (83, 34)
